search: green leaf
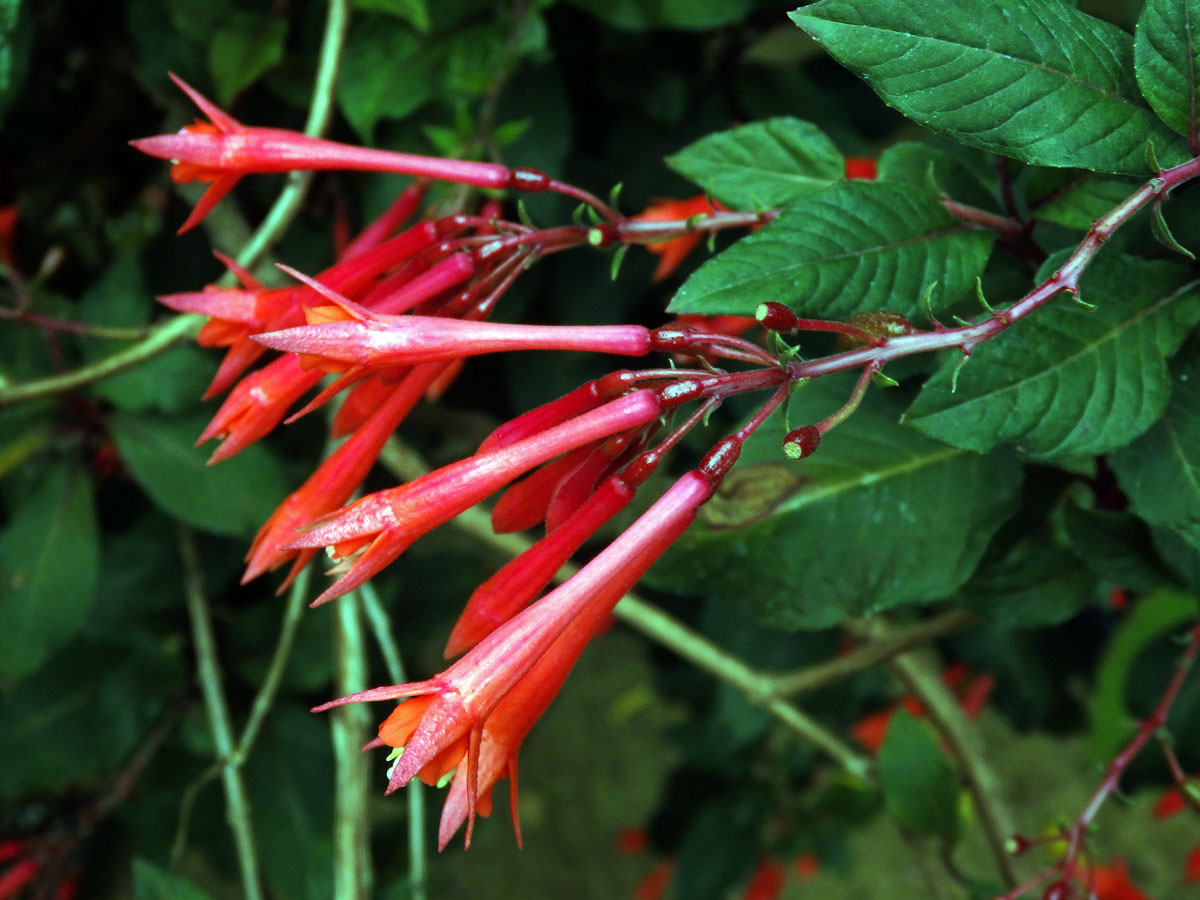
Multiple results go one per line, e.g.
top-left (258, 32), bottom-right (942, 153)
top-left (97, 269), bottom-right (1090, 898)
top-left (109, 412), bottom-right (290, 538)
top-left (877, 709), bottom-right (960, 841)
top-left (650, 379), bottom-right (1021, 629)
top-left (1110, 338), bottom-right (1200, 545)
top-left (960, 537), bottom-right (1096, 628)
top-left (1135, 0), bottom-right (1200, 141)
top-left (673, 790), bottom-right (764, 900)
top-left (1089, 587), bottom-right (1198, 762)
top-left (668, 181), bottom-right (993, 319)
top-left (337, 19), bottom-right (430, 141)
top-left (133, 860), bottom-right (215, 900)
top-left (876, 141), bottom-right (997, 211)
top-left (1061, 503), bottom-right (1174, 591)
top-left (905, 255), bottom-right (1200, 460)
top-left (1026, 169), bottom-right (1140, 231)
top-left (353, 0), bottom-right (430, 33)
top-left (207, 11), bottom-right (288, 105)
top-left (790, 0), bottom-right (1189, 175)
top-left (0, 463), bottom-right (98, 681)
top-left (0, 0), bottom-right (32, 125)
top-left (665, 117), bottom-right (844, 209)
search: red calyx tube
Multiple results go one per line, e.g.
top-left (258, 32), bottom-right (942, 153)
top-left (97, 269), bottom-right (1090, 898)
top-left (755, 301), bottom-right (799, 333)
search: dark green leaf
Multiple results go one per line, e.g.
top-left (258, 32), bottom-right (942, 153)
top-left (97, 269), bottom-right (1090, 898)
top-left (1061, 503), bottom-right (1174, 591)
top-left (668, 181), bottom-right (993, 319)
top-left (651, 379), bottom-right (1021, 629)
top-left (1111, 338), bottom-right (1200, 544)
top-left (0, 463), bottom-right (98, 681)
top-left (1089, 587), bottom-right (1198, 762)
top-left (1135, 0), bottom-right (1200, 141)
top-left (673, 790), bottom-right (763, 900)
top-left (790, 0), bottom-right (1189, 175)
top-left (1150, 202), bottom-right (1196, 259)
top-left (109, 412), bottom-right (290, 538)
top-left (354, 0), bottom-right (430, 33)
top-left (133, 860), bottom-right (215, 900)
top-left (207, 11), bottom-right (288, 105)
top-left (877, 709), bottom-right (960, 840)
top-left (876, 141), bottom-right (997, 211)
top-left (960, 537), bottom-right (1096, 628)
top-left (1026, 169), bottom-right (1140, 231)
top-left (666, 117), bottom-right (844, 209)
top-left (0, 0), bottom-right (32, 125)
top-left (336, 19), bottom-right (430, 141)
top-left (905, 256), bottom-right (1200, 460)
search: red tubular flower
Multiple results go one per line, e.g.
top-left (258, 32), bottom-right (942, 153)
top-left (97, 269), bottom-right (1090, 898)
top-left (316, 468), bottom-right (716, 846)
top-left (0, 205), bottom-right (16, 268)
top-left (447, 471), bottom-right (638, 656)
top-left (490, 446), bottom-right (596, 534)
top-left (742, 859), bottom-right (785, 900)
top-left (629, 195), bottom-right (723, 281)
top-left (131, 75), bottom-right (520, 233)
top-left (1089, 859), bottom-right (1152, 900)
top-left (242, 361), bottom-right (452, 586)
top-left (199, 354), bottom-right (324, 463)
top-left (478, 379), bottom-right (607, 454)
top-left (255, 306), bottom-right (653, 372)
top-left (1153, 786), bottom-right (1186, 819)
top-left (1185, 843), bottom-right (1200, 884)
top-left (844, 156), bottom-right (878, 180)
top-left (289, 390), bottom-right (664, 604)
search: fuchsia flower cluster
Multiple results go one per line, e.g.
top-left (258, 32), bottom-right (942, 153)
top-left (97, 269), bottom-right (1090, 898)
top-left (133, 76), bottom-right (797, 848)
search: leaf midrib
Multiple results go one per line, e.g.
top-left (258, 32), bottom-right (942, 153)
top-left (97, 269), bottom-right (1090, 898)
top-left (776, 444), bottom-right (963, 514)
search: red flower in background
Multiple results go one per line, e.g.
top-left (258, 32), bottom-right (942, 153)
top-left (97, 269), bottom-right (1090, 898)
top-left (851, 662), bottom-right (995, 753)
top-left (629, 195), bottom-right (725, 281)
top-left (844, 156), bottom-right (877, 180)
top-left (1089, 859), bottom-right (1152, 900)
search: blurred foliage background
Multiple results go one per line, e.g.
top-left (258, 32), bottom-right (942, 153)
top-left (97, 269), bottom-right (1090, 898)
top-left (1, 0), bottom-right (1198, 898)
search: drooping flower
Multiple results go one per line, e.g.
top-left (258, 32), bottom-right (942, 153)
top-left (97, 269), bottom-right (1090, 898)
top-left (289, 390), bottom-right (664, 604)
top-left (1088, 858), bottom-right (1152, 900)
top-left (131, 75), bottom-right (524, 233)
top-left (242, 361), bottom-right (453, 586)
top-left (315, 467), bottom-right (721, 845)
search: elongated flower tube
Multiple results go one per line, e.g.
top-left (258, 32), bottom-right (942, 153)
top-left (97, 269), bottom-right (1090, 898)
top-left (289, 390), bottom-right (664, 604)
top-left (255, 313), bottom-right (652, 371)
top-left (242, 361), bottom-right (452, 587)
top-left (199, 355), bottom-right (324, 463)
top-left (131, 74), bottom-right (553, 232)
top-left (445, 472), bottom-right (638, 657)
top-left (314, 467), bottom-right (719, 844)
top-left (489, 446), bottom-right (596, 535)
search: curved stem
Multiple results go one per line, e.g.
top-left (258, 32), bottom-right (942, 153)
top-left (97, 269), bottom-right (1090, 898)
top-left (178, 527), bottom-right (264, 900)
top-left (232, 0), bottom-right (351, 274)
top-left (332, 591), bottom-right (373, 900)
top-left (0, 313), bottom-right (201, 408)
top-left (359, 582), bottom-right (426, 900)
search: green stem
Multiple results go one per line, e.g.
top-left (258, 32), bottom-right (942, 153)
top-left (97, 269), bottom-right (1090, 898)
top-left (377, 436), bottom-right (871, 780)
top-left (770, 610), bottom-right (977, 698)
top-left (234, 564), bottom-right (313, 763)
top-left (360, 582), bottom-right (427, 900)
top-left (867, 623), bottom-right (1018, 888)
top-left (232, 0), bottom-right (350, 273)
top-left (0, 0), bottom-right (352, 408)
top-left (0, 313), bottom-right (201, 408)
top-left (332, 592), bottom-right (373, 900)
top-left (177, 527), bottom-right (264, 900)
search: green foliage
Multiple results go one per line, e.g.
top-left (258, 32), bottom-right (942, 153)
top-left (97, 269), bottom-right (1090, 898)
top-left (1111, 337), bottom-right (1200, 547)
top-left (653, 379), bottom-right (1022, 629)
top-left (5, 1), bottom-right (1200, 898)
top-left (905, 255), bottom-right (1200, 460)
top-left (790, 0), bottom-right (1189, 174)
top-left (1134, 0), bottom-right (1200, 140)
top-left (877, 709), bottom-right (960, 841)
top-left (668, 181), bottom-right (994, 318)
top-left (0, 463), bottom-right (98, 681)
top-left (666, 117), bottom-right (845, 209)
top-left (108, 413), bottom-right (289, 538)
